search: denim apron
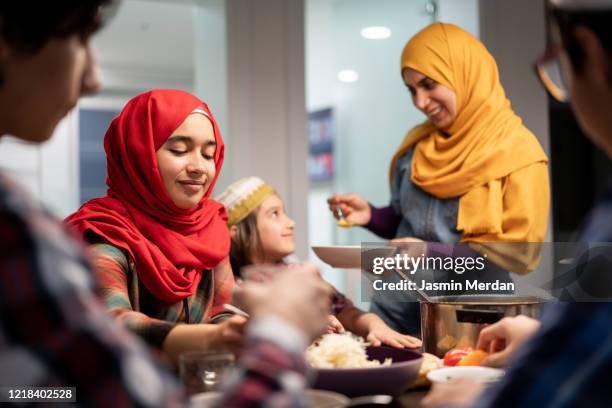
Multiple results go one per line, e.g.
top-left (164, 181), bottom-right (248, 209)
top-left (370, 149), bottom-right (512, 335)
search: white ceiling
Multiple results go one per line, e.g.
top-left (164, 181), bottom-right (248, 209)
top-left (93, 0), bottom-right (196, 84)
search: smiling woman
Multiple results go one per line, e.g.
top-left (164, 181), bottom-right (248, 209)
top-left (65, 89), bottom-right (242, 364)
top-left (328, 23), bottom-right (551, 335)
top-left (157, 112), bottom-right (217, 209)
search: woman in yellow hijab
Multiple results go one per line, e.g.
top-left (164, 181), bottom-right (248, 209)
top-left (328, 23), bottom-right (550, 334)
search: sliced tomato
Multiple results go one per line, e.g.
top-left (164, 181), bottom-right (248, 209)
top-left (443, 346), bottom-right (473, 366)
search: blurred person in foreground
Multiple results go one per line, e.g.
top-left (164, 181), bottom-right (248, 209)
top-left (423, 0), bottom-right (612, 407)
top-left (0, 2), bottom-right (332, 406)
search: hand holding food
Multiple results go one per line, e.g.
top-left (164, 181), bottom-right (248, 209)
top-left (477, 315), bottom-right (541, 367)
top-left (234, 263), bottom-right (333, 342)
top-left (443, 346), bottom-right (489, 366)
top-left (327, 193), bottom-right (371, 226)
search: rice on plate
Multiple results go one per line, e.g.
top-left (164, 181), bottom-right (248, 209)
top-left (305, 332), bottom-right (392, 369)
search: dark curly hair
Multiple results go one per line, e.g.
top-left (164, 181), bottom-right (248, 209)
top-left (0, 1), bottom-right (117, 55)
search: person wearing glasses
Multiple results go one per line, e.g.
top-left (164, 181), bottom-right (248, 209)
top-left (422, 1), bottom-right (612, 407)
top-left (328, 22), bottom-right (550, 335)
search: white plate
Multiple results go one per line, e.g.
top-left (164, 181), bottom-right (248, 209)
top-left (312, 245), bottom-right (361, 268)
top-left (306, 389), bottom-right (350, 408)
top-left (189, 389), bottom-right (349, 408)
top-left (426, 366), bottom-right (504, 384)
top-left (311, 245), bottom-right (396, 269)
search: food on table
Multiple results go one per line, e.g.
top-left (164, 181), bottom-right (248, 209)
top-left (436, 334), bottom-right (456, 351)
top-left (443, 346), bottom-right (489, 367)
top-left (305, 333), bottom-right (391, 369)
top-left (411, 352), bottom-right (442, 388)
top-left (337, 218), bottom-right (352, 228)
top-left (457, 349), bottom-right (489, 366)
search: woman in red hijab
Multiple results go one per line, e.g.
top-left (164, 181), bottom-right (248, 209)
top-left (66, 89), bottom-right (244, 363)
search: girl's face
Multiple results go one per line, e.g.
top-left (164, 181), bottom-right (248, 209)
top-left (156, 113), bottom-right (217, 209)
top-left (403, 68), bottom-right (457, 130)
top-left (255, 194), bottom-right (295, 263)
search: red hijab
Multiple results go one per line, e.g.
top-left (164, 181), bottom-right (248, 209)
top-left (66, 89), bottom-right (230, 303)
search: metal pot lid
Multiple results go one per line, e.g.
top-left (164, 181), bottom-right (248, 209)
top-left (421, 294), bottom-right (551, 305)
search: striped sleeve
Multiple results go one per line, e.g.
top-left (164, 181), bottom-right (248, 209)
top-left (89, 243), bottom-right (176, 348)
top-left (209, 256), bottom-right (236, 320)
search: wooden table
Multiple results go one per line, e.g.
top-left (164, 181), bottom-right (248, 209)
top-left (397, 389), bottom-right (428, 407)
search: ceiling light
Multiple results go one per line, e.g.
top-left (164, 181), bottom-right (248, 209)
top-left (337, 70), bottom-right (359, 83)
top-left (360, 26), bottom-right (391, 40)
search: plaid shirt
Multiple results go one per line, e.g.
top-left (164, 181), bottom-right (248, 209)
top-left (218, 317), bottom-right (309, 408)
top-left (0, 172), bottom-right (311, 407)
top-left (88, 243), bottom-right (234, 348)
top-left (0, 172), bottom-right (181, 406)
top-left (473, 303), bottom-right (612, 408)
top-left (469, 185), bottom-right (612, 408)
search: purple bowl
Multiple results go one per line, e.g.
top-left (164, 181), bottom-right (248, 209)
top-left (311, 347), bottom-right (423, 397)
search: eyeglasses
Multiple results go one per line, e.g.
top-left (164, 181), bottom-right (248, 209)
top-left (534, 3), bottom-right (569, 103)
top-left (534, 43), bottom-right (568, 103)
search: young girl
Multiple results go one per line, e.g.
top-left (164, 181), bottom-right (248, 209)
top-left (217, 177), bottom-right (422, 348)
top-left (66, 89), bottom-right (244, 363)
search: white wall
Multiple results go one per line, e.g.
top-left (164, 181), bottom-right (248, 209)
top-left (0, 112), bottom-right (79, 218)
top-left (225, 0), bottom-right (310, 259)
top-left (438, 0), bottom-right (479, 37)
top-left (479, 0), bottom-right (553, 287)
top-left (305, 0), bottom-right (435, 306)
top-left (193, 0), bottom-right (230, 190)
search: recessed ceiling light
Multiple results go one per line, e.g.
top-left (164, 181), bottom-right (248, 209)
top-left (360, 26), bottom-right (391, 40)
top-left (337, 70), bottom-right (359, 83)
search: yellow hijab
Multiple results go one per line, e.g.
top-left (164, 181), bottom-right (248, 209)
top-left (390, 23), bottom-right (548, 242)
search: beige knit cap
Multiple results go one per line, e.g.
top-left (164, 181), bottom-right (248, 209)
top-left (216, 177), bottom-right (275, 226)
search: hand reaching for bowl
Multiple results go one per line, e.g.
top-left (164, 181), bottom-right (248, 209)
top-left (477, 315), bottom-right (541, 367)
top-left (327, 315), bottom-right (345, 334)
top-left (327, 193), bottom-right (371, 226)
top-left (390, 236), bottom-right (427, 258)
top-left (366, 322), bottom-right (422, 349)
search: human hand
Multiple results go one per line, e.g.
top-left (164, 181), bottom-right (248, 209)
top-left (212, 314), bottom-right (248, 351)
top-left (421, 379), bottom-right (486, 408)
top-left (477, 315), bottom-right (541, 367)
top-left (366, 323), bottom-right (422, 349)
top-left (390, 236), bottom-right (427, 258)
top-left (234, 263), bottom-right (333, 342)
top-left (162, 315), bottom-right (247, 364)
top-left (327, 315), bottom-right (345, 334)
top-left (327, 193), bottom-right (371, 226)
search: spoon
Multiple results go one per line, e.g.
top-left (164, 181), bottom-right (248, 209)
top-left (223, 304), bottom-right (250, 318)
top-left (335, 206), bottom-right (352, 228)
top-left (346, 394), bottom-right (393, 406)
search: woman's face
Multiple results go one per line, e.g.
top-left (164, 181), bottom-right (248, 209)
top-left (156, 113), bottom-right (217, 209)
top-left (255, 194), bottom-right (295, 263)
top-left (0, 35), bottom-right (100, 142)
top-left (403, 68), bottom-right (457, 130)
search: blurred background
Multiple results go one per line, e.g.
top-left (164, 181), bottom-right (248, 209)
top-left (2, 0), bottom-right (607, 309)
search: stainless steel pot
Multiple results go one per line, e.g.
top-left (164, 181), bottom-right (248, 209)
top-left (420, 295), bottom-right (547, 358)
